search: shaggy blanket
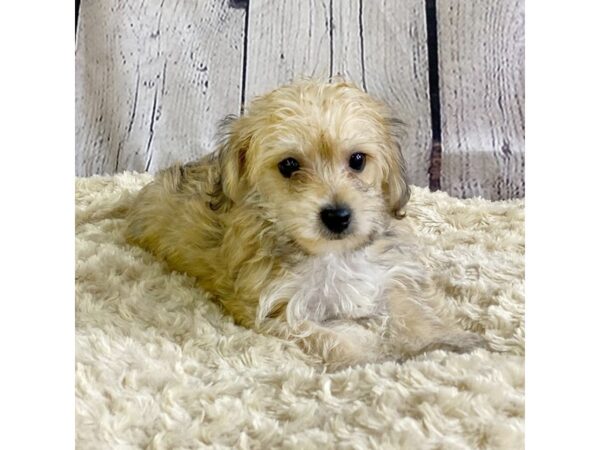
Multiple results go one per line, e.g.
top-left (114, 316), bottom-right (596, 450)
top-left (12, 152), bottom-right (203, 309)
top-left (75, 173), bottom-right (524, 449)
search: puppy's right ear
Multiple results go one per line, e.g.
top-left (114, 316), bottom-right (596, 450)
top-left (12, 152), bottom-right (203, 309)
top-left (382, 117), bottom-right (411, 219)
top-left (216, 115), bottom-right (250, 203)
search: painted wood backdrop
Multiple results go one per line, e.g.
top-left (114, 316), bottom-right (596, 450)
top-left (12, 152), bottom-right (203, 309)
top-left (75, 0), bottom-right (524, 200)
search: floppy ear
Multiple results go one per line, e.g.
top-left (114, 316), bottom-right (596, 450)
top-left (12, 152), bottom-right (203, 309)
top-left (215, 115), bottom-right (251, 203)
top-left (383, 118), bottom-right (411, 219)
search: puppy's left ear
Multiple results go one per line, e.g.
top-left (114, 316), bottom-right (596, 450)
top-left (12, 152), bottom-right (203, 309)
top-left (383, 118), bottom-right (411, 219)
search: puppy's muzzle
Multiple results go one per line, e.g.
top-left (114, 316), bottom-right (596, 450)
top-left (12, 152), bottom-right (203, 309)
top-left (320, 206), bottom-right (352, 234)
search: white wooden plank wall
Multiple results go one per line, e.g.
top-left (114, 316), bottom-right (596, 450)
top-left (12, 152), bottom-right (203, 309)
top-left (358, 0), bottom-right (432, 188)
top-left (75, 0), bottom-right (525, 200)
top-left (244, 0), bottom-right (330, 97)
top-left (437, 0), bottom-right (525, 200)
top-left (75, 0), bottom-right (246, 175)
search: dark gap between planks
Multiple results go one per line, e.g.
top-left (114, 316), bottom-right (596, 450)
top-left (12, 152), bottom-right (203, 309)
top-left (75, 0), bottom-right (81, 35)
top-left (425, 0), bottom-right (442, 191)
top-left (236, 0), bottom-right (251, 113)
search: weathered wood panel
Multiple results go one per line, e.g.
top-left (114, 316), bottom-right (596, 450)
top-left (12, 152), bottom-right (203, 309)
top-left (330, 1), bottom-right (363, 85)
top-left (354, 0), bottom-right (432, 188)
top-left (75, 0), bottom-right (246, 176)
top-left (245, 0), bottom-right (432, 187)
top-left (244, 0), bottom-right (331, 100)
top-left (75, 0), bottom-right (524, 200)
top-left (437, 0), bottom-right (525, 199)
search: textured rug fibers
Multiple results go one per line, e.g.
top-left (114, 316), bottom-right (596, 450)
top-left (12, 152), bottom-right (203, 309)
top-left (75, 173), bottom-right (524, 449)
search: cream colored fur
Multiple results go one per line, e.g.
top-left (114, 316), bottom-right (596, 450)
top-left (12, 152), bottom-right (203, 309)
top-left (125, 80), bottom-right (483, 368)
top-left (76, 173), bottom-right (524, 448)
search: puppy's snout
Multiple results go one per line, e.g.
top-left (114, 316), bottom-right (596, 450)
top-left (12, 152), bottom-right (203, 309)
top-left (320, 206), bottom-right (352, 233)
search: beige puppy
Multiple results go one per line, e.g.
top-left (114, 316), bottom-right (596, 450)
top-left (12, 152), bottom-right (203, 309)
top-left (126, 79), bottom-right (483, 369)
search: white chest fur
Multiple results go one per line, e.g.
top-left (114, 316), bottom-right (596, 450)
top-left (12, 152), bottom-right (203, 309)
top-left (258, 250), bottom-right (391, 326)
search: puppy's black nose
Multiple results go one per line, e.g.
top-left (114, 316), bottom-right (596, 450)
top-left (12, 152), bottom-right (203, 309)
top-left (320, 206), bottom-right (352, 233)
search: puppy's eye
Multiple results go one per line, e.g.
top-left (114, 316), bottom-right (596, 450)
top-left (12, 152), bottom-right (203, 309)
top-left (349, 152), bottom-right (366, 172)
top-left (278, 157), bottom-right (300, 178)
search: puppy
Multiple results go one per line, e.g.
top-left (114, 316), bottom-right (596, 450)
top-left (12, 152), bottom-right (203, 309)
top-left (126, 79), bottom-right (483, 369)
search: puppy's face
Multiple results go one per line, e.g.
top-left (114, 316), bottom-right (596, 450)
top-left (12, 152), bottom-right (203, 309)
top-left (219, 80), bottom-right (410, 254)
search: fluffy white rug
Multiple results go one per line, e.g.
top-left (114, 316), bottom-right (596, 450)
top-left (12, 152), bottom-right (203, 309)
top-left (76, 173), bottom-right (524, 449)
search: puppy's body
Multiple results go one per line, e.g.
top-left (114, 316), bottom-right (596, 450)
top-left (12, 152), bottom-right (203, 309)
top-left (126, 80), bottom-right (482, 369)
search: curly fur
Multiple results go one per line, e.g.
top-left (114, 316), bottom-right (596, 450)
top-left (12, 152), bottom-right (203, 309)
top-left (125, 79), bottom-right (483, 369)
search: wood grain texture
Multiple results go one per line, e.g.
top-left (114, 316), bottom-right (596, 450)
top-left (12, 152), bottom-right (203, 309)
top-left (437, 0), bottom-right (525, 199)
top-left (356, 0), bottom-right (432, 188)
top-left (75, 0), bottom-right (524, 200)
top-left (75, 0), bottom-right (246, 176)
top-left (245, 0), bottom-right (432, 187)
top-left (244, 0), bottom-right (331, 100)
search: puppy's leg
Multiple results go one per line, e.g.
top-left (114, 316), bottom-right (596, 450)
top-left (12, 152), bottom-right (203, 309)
top-left (386, 283), bottom-right (485, 359)
top-left (305, 320), bottom-right (386, 370)
top-left (258, 318), bottom-right (384, 370)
